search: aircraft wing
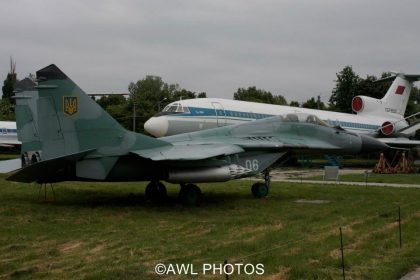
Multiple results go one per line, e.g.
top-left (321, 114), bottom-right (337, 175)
top-left (378, 138), bottom-right (420, 147)
top-left (7, 149), bottom-right (96, 183)
top-left (133, 137), bottom-right (340, 161)
top-left (0, 158), bottom-right (21, 173)
top-left (0, 140), bottom-right (21, 147)
top-left (232, 137), bottom-right (340, 151)
top-left (132, 143), bottom-right (245, 161)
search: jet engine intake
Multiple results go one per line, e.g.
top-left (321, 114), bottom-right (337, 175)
top-left (351, 96), bottom-right (382, 114)
top-left (381, 121), bottom-right (395, 136)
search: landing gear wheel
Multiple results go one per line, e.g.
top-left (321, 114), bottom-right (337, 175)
top-left (145, 181), bottom-right (167, 201)
top-left (179, 184), bottom-right (202, 206)
top-left (251, 182), bottom-right (269, 198)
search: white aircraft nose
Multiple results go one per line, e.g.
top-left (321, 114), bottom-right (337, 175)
top-left (144, 117), bottom-right (169, 137)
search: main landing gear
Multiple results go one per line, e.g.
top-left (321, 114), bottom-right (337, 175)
top-left (145, 181), bottom-right (167, 201)
top-left (178, 184), bottom-right (202, 206)
top-left (145, 181), bottom-right (202, 205)
top-left (251, 169), bottom-right (271, 198)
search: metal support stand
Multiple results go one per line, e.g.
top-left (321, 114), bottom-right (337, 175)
top-left (263, 169), bottom-right (271, 188)
top-left (37, 183), bottom-right (56, 201)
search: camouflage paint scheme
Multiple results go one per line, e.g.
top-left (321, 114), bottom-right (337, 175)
top-left (9, 65), bottom-right (387, 184)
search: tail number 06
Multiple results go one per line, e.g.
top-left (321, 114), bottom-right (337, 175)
top-left (245, 159), bottom-right (259, 171)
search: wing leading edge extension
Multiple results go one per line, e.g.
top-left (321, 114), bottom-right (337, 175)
top-left (132, 143), bottom-right (244, 161)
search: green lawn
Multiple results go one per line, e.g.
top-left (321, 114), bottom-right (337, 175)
top-left (0, 153), bottom-right (19, 161)
top-left (306, 173), bottom-right (420, 185)
top-left (0, 174), bottom-right (419, 279)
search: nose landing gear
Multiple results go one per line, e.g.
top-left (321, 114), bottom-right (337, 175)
top-left (251, 169), bottom-right (271, 198)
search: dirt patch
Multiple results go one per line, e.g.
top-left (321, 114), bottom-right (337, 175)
top-left (263, 266), bottom-right (290, 280)
top-left (295, 199), bottom-right (330, 204)
top-left (185, 225), bottom-right (214, 238)
top-left (90, 243), bottom-right (105, 254)
top-left (58, 241), bottom-right (83, 253)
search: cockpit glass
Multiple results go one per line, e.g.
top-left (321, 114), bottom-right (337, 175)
top-left (285, 114), bottom-right (299, 122)
top-left (163, 103), bottom-right (180, 113)
top-left (281, 113), bottom-right (329, 127)
top-left (161, 103), bottom-right (189, 115)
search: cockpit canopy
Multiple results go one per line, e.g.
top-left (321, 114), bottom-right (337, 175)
top-left (163, 103), bottom-right (190, 113)
top-left (281, 113), bottom-right (330, 127)
top-left (154, 103), bottom-right (190, 116)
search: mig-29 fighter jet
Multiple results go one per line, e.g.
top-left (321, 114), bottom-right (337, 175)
top-left (4, 65), bottom-right (388, 205)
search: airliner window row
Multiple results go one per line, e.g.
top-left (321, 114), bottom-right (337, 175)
top-left (223, 110), bottom-right (272, 119)
top-left (326, 121), bottom-right (378, 130)
top-left (186, 107), bottom-right (378, 130)
top-left (1, 129), bottom-right (17, 134)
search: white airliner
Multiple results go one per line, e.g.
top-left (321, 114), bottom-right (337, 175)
top-left (144, 73), bottom-right (420, 146)
top-left (0, 121), bottom-right (19, 147)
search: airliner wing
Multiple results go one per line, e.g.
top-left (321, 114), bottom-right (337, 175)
top-left (0, 140), bottom-right (21, 147)
top-left (0, 158), bottom-right (21, 173)
top-left (398, 121), bottom-right (420, 136)
top-left (378, 138), bottom-right (420, 147)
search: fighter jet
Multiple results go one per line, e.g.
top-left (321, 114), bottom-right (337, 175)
top-left (4, 65), bottom-right (388, 205)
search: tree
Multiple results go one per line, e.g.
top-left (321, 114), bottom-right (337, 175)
top-left (329, 66), bottom-right (360, 113)
top-left (289, 101), bottom-right (300, 107)
top-left (0, 99), bottom-right (15, 120)
top-left (233, 86), bottom-right (287, 105)
top-left (197, 92), bottom-right (207, 98)
top-left (2, 57), bottom-right (17, 101)
top-left (302, 97), bottom-right (325, 110)
top-left (96, 94), bottom-right (130, 129)
top-left (353, 74), bottom-right (392, 100)
top-left (97, 94), bottom-right (127, 108)
top-left (128, 75), bottom-right (206, 132)
top-left (406, 85), bottom-right (420, 121)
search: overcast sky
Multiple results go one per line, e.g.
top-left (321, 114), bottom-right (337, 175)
top-left (1, 0), bottom-right (419, 102)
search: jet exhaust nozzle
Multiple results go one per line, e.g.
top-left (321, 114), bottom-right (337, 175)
top-left (360, 135), bottom-right (389, 153)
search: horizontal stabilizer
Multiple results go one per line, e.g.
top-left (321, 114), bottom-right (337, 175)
top-left (398, 121), bottom-right (420, 135)
top-left (0, 159), bottom-right (21, 173)
top-left (376, 73), bottom-right (420, 83)
top-left (7, 149), bottom-right (95, 183)
top-left (132, 143), bottom-right (244, 161)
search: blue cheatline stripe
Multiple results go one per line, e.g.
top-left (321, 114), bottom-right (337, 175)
top-left (172, 106), bottom-right (380, 131)
top-left (1, 129), bottom-right (17, 133)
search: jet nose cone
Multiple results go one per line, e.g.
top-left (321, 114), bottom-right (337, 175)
top-left (144, 117), bottom-right (168, 137)
top-left (360, 135), bottom-right (389, 153)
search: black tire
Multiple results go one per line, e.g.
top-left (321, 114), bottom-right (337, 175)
top-left (145, 181), bottom-right (167, 200)
top-left (251, 182), bottom-right (269, 198)
top-left (179, 184), bottom-right (202, 206)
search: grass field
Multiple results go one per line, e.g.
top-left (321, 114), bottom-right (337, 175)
top-left (305, 173), bottom-right (420, 185)
top-left (0, 154), bottom-right (19, 161)
top-left (0, 174), bottom-right (419, 279)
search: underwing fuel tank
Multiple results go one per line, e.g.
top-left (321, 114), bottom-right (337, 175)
top-left (167, 164), bottom-right (252, 183)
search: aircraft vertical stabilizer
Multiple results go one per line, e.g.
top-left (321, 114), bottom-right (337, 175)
top-left (380, 74), bottom-right (420, 116)
top-left (352, 73), bottom-right (420, 118)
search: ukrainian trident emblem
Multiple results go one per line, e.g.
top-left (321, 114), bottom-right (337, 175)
top-left (63, 96), bottom-right (78, 116)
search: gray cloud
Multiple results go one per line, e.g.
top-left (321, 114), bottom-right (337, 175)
top-left (1, 0), bottom-right (419, 102)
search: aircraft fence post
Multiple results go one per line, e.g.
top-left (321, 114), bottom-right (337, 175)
top-left (340, 227), bottom-right (345, 280)
top-left (364, 170), bottom-right (369, 188)
top-left (398, 206), bottom-right (402, 248)
top-left (132, 101), bottom-right (136, 132)
top-left (223, 259), bottom-right (229, 280)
